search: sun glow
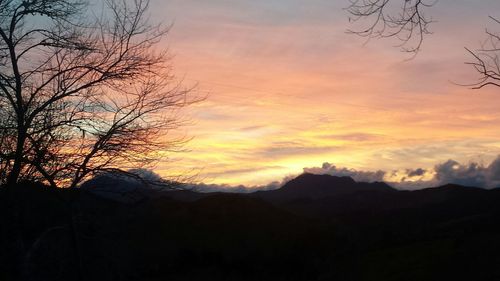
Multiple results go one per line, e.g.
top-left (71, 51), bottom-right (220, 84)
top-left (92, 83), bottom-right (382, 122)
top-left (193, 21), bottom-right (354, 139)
top-left (150, 0), bottom-right (500, 186)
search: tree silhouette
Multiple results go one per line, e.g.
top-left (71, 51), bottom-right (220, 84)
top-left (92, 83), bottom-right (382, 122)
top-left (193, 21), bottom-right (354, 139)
top-left (346, 0), bottom-right (435, 54)
top-left (0, 0), bottom-right (195, 188)
top-left (465, 17), bottom-right (500, 90)
top-left (347, 1), bottom-right (500, 90)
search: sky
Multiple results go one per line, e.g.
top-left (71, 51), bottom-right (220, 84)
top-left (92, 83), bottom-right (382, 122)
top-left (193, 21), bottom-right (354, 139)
top-left (146, 0), bottom-right (500, 188)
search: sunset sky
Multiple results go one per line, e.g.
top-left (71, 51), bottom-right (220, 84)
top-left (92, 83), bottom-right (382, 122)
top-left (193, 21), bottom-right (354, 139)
top-left (148, 0), bottom-right (500, 187)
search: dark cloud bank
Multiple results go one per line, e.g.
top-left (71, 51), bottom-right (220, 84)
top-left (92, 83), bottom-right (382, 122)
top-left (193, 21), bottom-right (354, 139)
top-left (433, 158), bottom-right (500, 189)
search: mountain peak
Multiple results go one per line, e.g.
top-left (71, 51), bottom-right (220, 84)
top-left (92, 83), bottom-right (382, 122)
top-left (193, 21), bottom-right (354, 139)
top-left (284, 173), bottom-right (355, 189)
top-left (265, 173), bottom-right (395, 200)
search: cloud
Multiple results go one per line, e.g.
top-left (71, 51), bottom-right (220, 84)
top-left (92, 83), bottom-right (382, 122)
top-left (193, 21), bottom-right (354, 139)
top-left (205, 167), bottom-right (269, 177)
top-left (406, 168), bottom-right (427, 177)
top-left (194, 156), bottom-right (500, 192)
top-left (189, 181), bottom-right (282, 193)
top-left (91, 159), bottom-right (500, 194)
top-left (432, 157), bottom-right (500, 188)
top-left (239, 125), bottom-right (267, 131)
top-left (301, 156), bottom-right (500, 190)
top-left (320, 133), bottom-right (384, 142)
top-left (258, 142), bottom-right (340, 158)
top-left (180, 157), bottom-right (500, 192)
top-left (303, 162), bottom-right (386, 183)
top-left (85, 157), bottom-right (500, 195)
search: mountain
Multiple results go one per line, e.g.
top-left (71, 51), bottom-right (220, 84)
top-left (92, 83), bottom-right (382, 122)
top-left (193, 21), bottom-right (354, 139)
top-left (81, 172), bottom-right (500, 218)
top-left (8, 174), bottom-right (500, 280)
top-left (254, 173), bottom-right (395, 202)
top-left (253, 174), bottom-right (500, 219)
top-left (81, 172), bottom-right (500, 219)
top-left (80, 173), bottom-right (209, 203)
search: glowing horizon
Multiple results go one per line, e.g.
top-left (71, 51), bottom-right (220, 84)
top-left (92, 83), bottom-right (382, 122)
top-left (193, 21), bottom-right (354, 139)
top-left (149, 0), bottom-right (500, 186)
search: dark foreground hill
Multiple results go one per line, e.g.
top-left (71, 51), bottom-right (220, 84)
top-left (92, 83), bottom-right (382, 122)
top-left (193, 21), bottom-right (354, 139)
top-left (2, 174), bottom-right (500, 281)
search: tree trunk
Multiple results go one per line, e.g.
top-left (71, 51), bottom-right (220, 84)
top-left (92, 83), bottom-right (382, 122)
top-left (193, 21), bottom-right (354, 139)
top-left (6, 127), bottom-right (26, 186)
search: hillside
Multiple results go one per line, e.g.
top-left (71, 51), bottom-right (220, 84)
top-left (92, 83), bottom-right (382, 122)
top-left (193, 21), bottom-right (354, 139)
top-left (2, 175), bottom-right (500, 280)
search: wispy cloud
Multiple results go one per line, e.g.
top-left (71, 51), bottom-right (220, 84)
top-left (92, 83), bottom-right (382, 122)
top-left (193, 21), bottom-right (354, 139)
top-left (151, 1), bottom-right (500, 186)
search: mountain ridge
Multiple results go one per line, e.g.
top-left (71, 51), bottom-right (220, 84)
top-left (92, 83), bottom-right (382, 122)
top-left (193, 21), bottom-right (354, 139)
top-left (3, 175), bottom-right (500, 280)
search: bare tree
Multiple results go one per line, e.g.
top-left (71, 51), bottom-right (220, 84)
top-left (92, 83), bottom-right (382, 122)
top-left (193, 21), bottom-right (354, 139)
top-left (0, 0), bottom-right (196, 188)
top-left (346, 1), bottom-right (500, 93)
top-left (346, 0), bottom-right (437, 54)
top-left (465, 17), bottom-right (500, 90)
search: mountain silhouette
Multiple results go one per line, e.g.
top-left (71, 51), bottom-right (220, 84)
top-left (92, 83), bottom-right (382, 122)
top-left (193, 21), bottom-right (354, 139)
top-left (255, 173), bottom-right (395, 202)
top-left (3, 174), bottom-right (500, 280)
top-left (251, 174), bottom-right (500, 220)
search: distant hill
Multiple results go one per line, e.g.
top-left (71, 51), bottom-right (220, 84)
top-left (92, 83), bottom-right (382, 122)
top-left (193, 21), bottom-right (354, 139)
top-left (254, 173), bottom-right (395, 202)
top-left (81, 172), bottom-right (207, 203)
top-left (252, 173), bottom-right (500, 219)
top-left (4, 174), bottom-right (500, 280)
